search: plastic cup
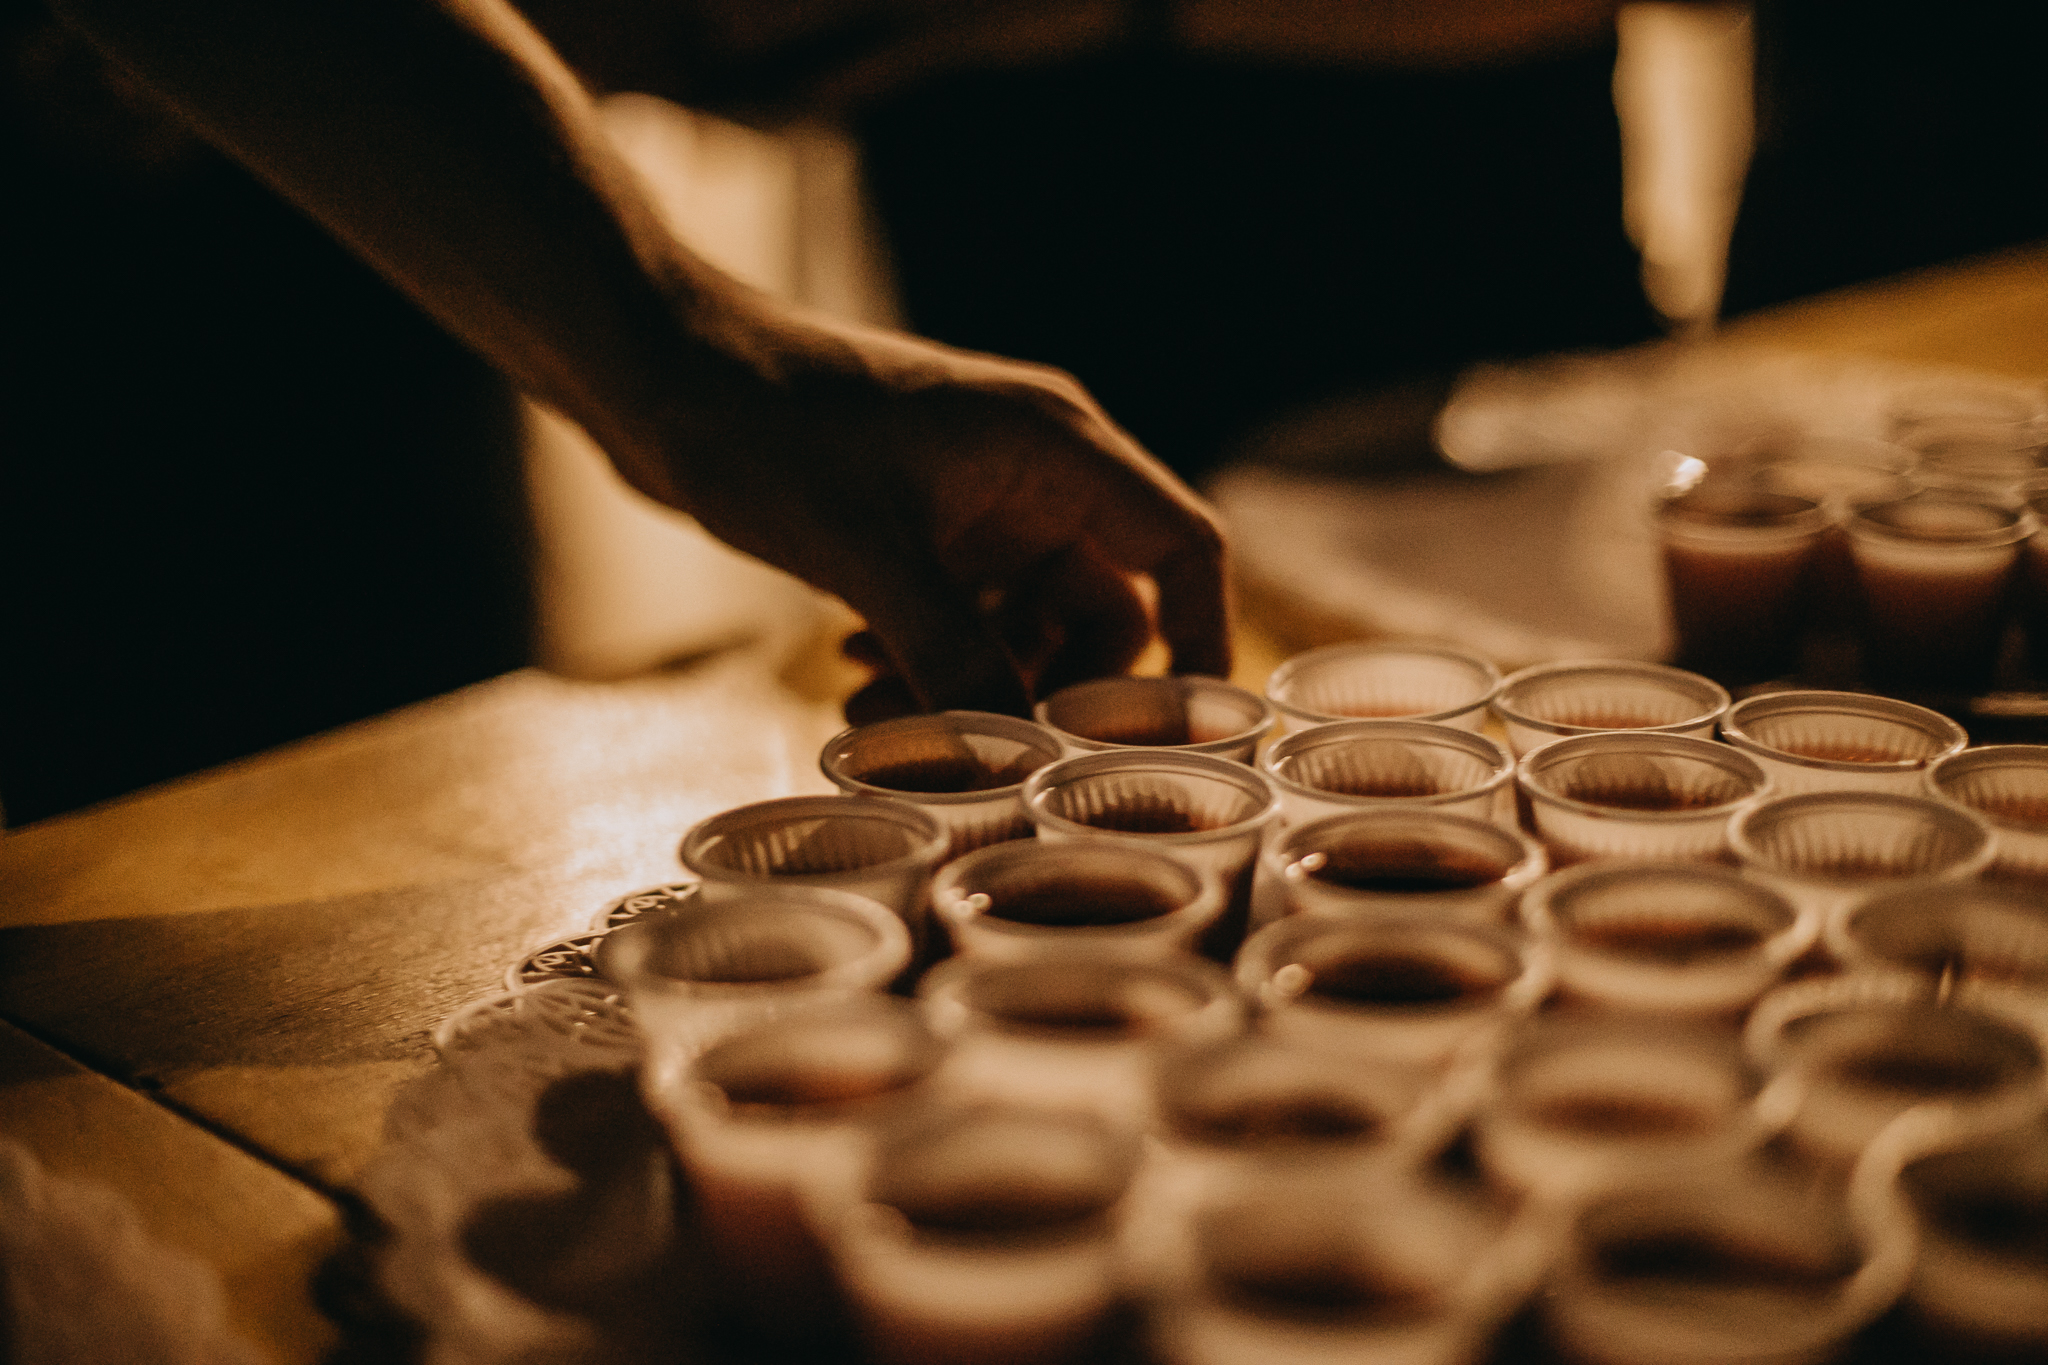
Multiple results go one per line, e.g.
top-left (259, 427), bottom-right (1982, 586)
top-left (1543, 1160), bottom-right (1915, 1365)
top-left (1235, 916), bottom-right (1550, 1072)
top-left (1744, 976), bottom-right (2047, 1166)
top-left (1900, 1116), bottom-right (2048, 1353)
top-left (1521, 861), bottom-right (1813, 1016)
top-left (929, 839), bottom-right (1224, 961)
top-left (642, 996), bottom-right (944, 1341)
top-left (1142, 1168), bottom-right (1520, 1365)
top-left (1846, 494), bottom-right (2033, 689)
top-left (1264, 642), bottom-right (1499, 735)
top-left (819, 711), bottom-right (1063, 858)
top-left (1720, 690), bottom-right (1967, 796)
top-left (1656, 483), bottom-right (1827, 683)
top-left (1729, 791), bottom-right (1994, 932)
top-left (1889, 380), bottom-right (2047, 451)
top-left (826, 1105), bottom-right (1141, 1365)
top-left (1928, 744), bottom-right (2048, 882)
top-left (1828, 880), bottom-right (2048, 996)
top-left (606, 885), bottom-right (912, 1063)
top-left (1034, 675), bottom-right (1274, 763)
top-left (1913, 440), bottom-right (2042, 502)
top-left (1473, 1017), bottom-right (1769, 1202)
top-left (1152, 1035), bottom-right (1427, 1164)
top-left (681, 794), bottom-right (949, 950)
top-left (1025, 750), bottom-right (1280, 962)
top-left (1265, 809), bottom-right (1546, 925)
top-left (1258, 720), bottom-right (1513, 827)
top-left (1492, 661), bottom-right (1729, 759)
top-left (1516, 733), bottom-right (1768, 867)
top-left (918, 953), bottom-right (1244, 1129)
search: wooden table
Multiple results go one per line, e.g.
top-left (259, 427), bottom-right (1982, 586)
top-left (4, 242), bottom-right (2046, 1362)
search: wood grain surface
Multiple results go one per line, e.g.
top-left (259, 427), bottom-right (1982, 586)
top-left (0, 637), bottom-right (850, 1188)
top-left (0, 1019), bottom-right (344, 1364)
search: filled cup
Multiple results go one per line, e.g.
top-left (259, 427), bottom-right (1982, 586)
top-left (1828, 880), bottom-right (2048, 995)
top-left (1034, 675), bottom-right (1274, 763)
top-left (918, 953), bottom-right (1245, 1129)
top-left (1259, 720), bottom-right (1513, 827)
top-left (826, 1104), bottom-right (1142, 1365)
top-left (1236, 915), bottom-right (1550, 1072)
top-left (929, 839), bottom-right (1224, 961)
top-left (1024, 750), bottom-right (1280, 962)
top-left (1745, 975), bottom-right (2047, 1166)
top-left (1491, 661), bottom-right (1729, 759)
top-left (1265, 808), bottom-right (1546, 924)
top-left (1516, 732), bottom-right (1768, 866)
top-left (1656, 482), bottom-right (1827, 683)
top-left (1899, 1115), bottom-right (2048, 1354)
top-left (1520, 861), bottom-right (1813, 1016)
top-left (1264, 641), bottom-right (1500, 735)
top-left (606, 884), bottom-right (912, 1062)
top-left (1542, 1160), bottom-right (1915, 1365)
top-left (1729, 791), bottom-right (1994, 929)
top-left (1927, 744), bottom-right (2048, 881)
top-left (1720, 690), bottom-right (1967, 796)
top-left (1846, 493), bottom-right (2033, 689)
top-left (680, 794), bottom-right (949, 949)
top-left (819, 711), bottom-right (1063, 857)
top-left (1473, 1017), bottom-right (1769, 1202)
top-left (1142, 1167), bottom-right (1520, 1365)
top-left (644, 995), bottom-right (945, 1341)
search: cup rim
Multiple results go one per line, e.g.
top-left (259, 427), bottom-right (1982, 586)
top-left (1258, 719), bottom-right (1514, 809)
top-left (1021, 748), bottom-right (1282, 846)
top-left (680, 794), bottom-right (950, 882)
top-left (1266, 806), bottom-right (1547, 894)
top-left (1234, 913), bottom-right (1553, 1019)
top-left (1721, 690), bottom-right (1969, 776)
top-left (1828, 879), bottom-right (2048, 980)
top-left (1521, 859), bottom-right (1816, 966)
top-left (1728, 791), bottom-right (1996, 884)
top-left (1493, 661), bottom-right (1731, 743)
top-left (1516, 732), bottom-right (1768, 825)
top-left (1927, 745), bottom-right (2048, 829)
top-left (1032, 674), bottom-right (1276, 756)
top-left (1846, 492), bottom-right (2038, 549)
top-left (917, 951), bottom-right (1244, 1045)
top-left (607, 883), bottom-right (913, 998)
top-left (1263, 640), bottom-right (1502, 728)
top-left (929, 838), bottom-right (1225, 953)
top-left (818, 710), bottom-right (1065, 806)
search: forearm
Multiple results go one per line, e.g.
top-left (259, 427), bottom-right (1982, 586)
top-left (47, 0), bottom-right (770, 505)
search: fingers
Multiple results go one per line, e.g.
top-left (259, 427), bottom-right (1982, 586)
top-left (833, 518), bottom-right (1033, 717)
top-left (997, 541), bottom-right (1155, 695)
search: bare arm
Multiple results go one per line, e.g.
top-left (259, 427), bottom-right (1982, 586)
top-left (48, 0), bottom-right (1230, 714)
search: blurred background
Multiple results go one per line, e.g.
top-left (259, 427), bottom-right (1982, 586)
top-left (6, 0), bottom-right (2047, 824)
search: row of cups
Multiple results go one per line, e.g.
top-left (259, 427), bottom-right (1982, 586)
top-left (490, 641), bottom-right (2048, 1365)
top-left (1652, 390), bottom-right (2048, 687)
top-left (573, 896), bottom-right (2048, 1365)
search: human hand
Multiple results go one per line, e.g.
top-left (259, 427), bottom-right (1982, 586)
top-left (638, 306), bottom-right (1231, 721)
